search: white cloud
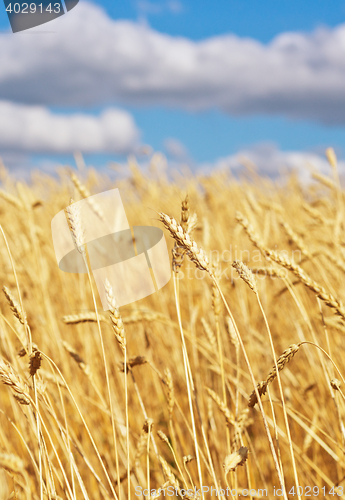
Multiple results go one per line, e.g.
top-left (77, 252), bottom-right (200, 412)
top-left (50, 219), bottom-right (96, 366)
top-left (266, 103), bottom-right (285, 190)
top-left (1, 2), bottom-right (345, 123)
top-left (201, 142), bottom-right (345, 181)
top-left (0, 101), bottom-right (139, 153)
top-left (164, 137), bottom-right (188, 159)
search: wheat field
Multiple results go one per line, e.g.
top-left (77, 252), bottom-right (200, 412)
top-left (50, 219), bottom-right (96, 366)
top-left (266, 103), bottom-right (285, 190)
top-left (0, 150), bottom-right (344, 500)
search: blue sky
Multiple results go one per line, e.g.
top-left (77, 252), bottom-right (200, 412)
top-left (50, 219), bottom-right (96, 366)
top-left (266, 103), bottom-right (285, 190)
top-left (1, 0), bottom-right (345, 173)
top-left (4, 0), bottom-right (345, 39)
top-left (92, 0), bottom-right (345, 41)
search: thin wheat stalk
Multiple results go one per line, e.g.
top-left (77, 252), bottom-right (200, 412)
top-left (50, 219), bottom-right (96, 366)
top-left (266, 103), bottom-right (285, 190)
top-left (232, 259), bottom-right (301, 498)
top-left (206, 387), bottom-right (233, 427)
top-left (42, 357), bottom-right (87, 500)
top-left (105, 278), bottom-right (128, 500)
top-left (172, 274), bottom-right (205, 499)
top-left (183, 455), bottom-right (195, 490)
top-left (128, 369), bottom-right (162, 485)
top-left (30, 389), bottom-right (77, 500)
top-left (213, 280), bottom-right (288, 498)
top-left (160, 213), bottom-right (287, 497)
top-left (223, 447), bottom-right (249, 500)
top-left (65, 200), bottom-right (120, 500)
top-left (299, 342), bottom-right (345, 386)
top-left (226, 317), bottom-right (240, 422)
top-left (146, 419), bottom-right (153, 500)
top-left (61, 340), bottom-right (107, 406)
top-left (211, 260), bottom-right (229, 453)
top-left (0, 223), bottom-right (42, 500)
top-left (159, 455), bottom-right (179, 491)
top-left (173, 249), bottom-right (219, 495)
top-left (157, 429), bottom-right (188, 489)
top-left (40, 352), bottom-right (118, 498)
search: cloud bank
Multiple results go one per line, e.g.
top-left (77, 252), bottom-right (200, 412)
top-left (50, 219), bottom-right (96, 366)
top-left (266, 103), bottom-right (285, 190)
top-left (0, 101), bottom-right (139, 153)
top-left (205, 143), bottom-right (345, 180)
top-left (1, 2), bottom-right (345, 123)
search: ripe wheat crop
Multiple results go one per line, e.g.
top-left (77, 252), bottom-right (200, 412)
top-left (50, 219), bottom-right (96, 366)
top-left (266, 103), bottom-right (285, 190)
top-left (0, 152), bottom-right (344, 499)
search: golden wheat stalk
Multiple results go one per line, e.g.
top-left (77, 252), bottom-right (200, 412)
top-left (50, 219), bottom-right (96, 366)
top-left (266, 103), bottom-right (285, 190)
top-left (236, 212), bottom-right (345, 320)
top-left (159, 212), bottom-right (212, 274)
top-left (3, 285), bottom-right (27, 324)
top-left (62, 312), bottom-right (108, 324)
top-left (0, 359), bottom-right (31, 405)
top-left (248, 344), bottom-right (301, 407)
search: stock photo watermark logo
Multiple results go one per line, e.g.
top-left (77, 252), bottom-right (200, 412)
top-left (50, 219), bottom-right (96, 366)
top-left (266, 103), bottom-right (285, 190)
top-left (3, 0), bottom-right (79, 33)
top-left (51, 188), bottom-right (171, 309)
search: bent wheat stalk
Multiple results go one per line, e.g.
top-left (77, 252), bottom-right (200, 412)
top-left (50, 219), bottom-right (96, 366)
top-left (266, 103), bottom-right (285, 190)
top-left (160, 211), bottom-right (287, 497)
top-left (236, 212), bottom-right (345, 320)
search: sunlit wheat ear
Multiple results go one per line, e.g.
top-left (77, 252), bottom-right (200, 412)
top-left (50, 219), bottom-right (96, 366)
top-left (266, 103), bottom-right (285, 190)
top-left (104, 279), bottom-right (126, 350)
top-left (71, 172), bottom-right (105, 221)
top-left (235, 409), bottom-right (253, 439)
top-left (0, 452), bottom-right (25, 475)
top-left (159, 212), bottom-right (212, 275)
top-left (172, 194), bottom-right (189, 273)
top-left (62, 312), bottom-right (108, 324)
top-left (223, 446), bottom-right (249, 473)
top-left (211, 259), bottom-right (221, 316)
top-left (248, 344), bottom-right (301, 408)
top-left (134, 428), bottom-right (147, 472)
top-left (0, 189), bottom-right (24, 209)
top-left (164, 368), bottom-right (175, 419)
top-left (311, 172), bottom-right (336, 190)
top-left (250, 267), bottom-right (287, 279)
top-left (326, 147), bottom-right (337, 170)
top-left (235, 211), bottom-right (265, 249)
top-left (225, 316), bottom-right (239, 348)
top-left (180, 194), bottom-right (190, 230)
top-left (157, 429), bottom-right (170, 445)
top-left (232, 260), bottom-right (257, 293)
top-left (159, 455), bottom-right (179, 490)
top-left (64, 198), bottom-right (86, 255)
top-left (3, 285), bottom-right (26, 325)
top-left (0, 359), bottom-right (30, 405)
top-left (236, 211), bottom-right (345, 320)
top-left (187, 212), bottom-right (198, 234)
top-left (206, 387), bottom-right (234, 427)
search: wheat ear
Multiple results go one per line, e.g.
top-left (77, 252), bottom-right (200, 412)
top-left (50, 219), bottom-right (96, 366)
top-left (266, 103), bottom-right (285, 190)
top-left (236, 212), bottom-right (345, 320)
